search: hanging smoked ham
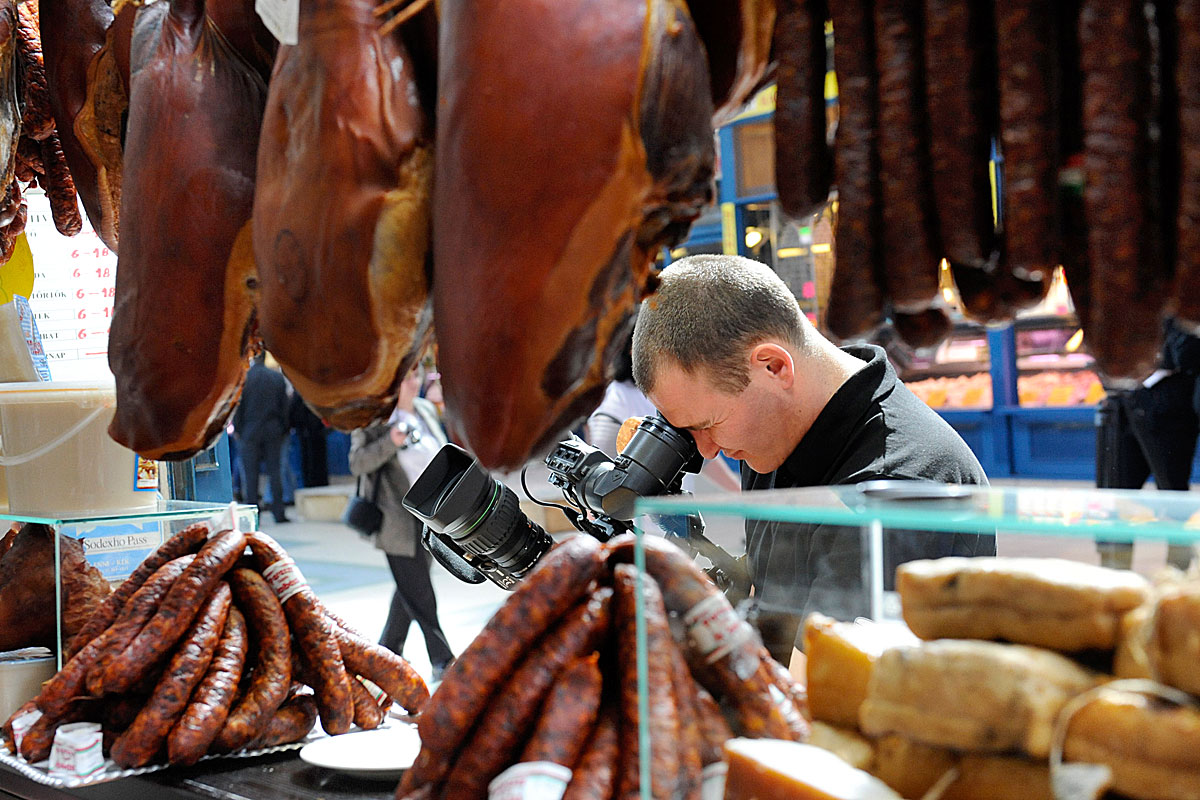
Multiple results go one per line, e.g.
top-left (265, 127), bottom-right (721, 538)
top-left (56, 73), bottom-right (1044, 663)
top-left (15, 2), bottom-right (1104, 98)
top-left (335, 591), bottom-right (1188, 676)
top-left (434, 0), bottom-right (716, 470)
top-left (107, 0), bottom-right (266, 460)
top-left (688, 0), bottom-right (777, 123)
top-left (252, 0), bottom-right (433, 431)
top-left (207, 0), bottom-right (276, 78)
top-left (39, 0), bottom-right (121, 250)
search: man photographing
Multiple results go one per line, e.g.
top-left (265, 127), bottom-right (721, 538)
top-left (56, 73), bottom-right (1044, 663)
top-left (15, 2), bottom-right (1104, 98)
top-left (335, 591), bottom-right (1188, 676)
top-left (631, 254), bottom-right (995, 662)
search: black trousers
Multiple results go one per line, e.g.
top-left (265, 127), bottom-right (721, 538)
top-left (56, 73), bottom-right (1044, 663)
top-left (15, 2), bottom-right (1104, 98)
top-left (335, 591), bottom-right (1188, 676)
top-left (380, 549), bottom-right (454, 667)
top-left (1096, 373), bottom-right (1198, 569)
top-left (296, 428), bottom-right (329, 488)
top-left (239, 435), bottom-right (286, 522)
top-left (1096, 374), bottom-right (1199, 491)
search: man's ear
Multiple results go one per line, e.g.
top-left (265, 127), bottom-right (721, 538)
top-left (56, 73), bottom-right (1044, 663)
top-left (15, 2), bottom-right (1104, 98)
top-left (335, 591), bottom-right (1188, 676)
top-left (750, 342), bottom-right (794, 387)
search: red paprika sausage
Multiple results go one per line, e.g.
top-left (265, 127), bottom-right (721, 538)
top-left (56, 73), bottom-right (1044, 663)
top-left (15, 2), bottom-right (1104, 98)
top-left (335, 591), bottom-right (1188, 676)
top-left (167, 606), bottom-right (248, 765)
top-left (111, 583), bottom-right (232, 768)
top-left (67, 523), bottom-right (208, 658)
top-left (213, 568), bottom-right (292, 753)
top-left (99, 530), bottom-right (246, 695)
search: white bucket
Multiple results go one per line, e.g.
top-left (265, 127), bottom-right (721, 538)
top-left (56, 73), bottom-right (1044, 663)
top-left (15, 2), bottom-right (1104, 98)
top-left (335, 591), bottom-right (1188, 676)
top-left (0, 653), bottom-right (55, 722)
top-left (0, 382), bottom-right (161, 515)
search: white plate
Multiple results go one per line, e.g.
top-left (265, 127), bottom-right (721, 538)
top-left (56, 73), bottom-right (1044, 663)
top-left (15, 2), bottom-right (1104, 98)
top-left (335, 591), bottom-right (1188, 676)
top-left (298, 724), bottom-right (421, 780)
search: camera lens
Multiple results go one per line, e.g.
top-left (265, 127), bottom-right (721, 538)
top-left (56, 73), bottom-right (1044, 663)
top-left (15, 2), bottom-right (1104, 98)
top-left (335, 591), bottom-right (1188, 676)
top-left (404, 444), bottom-right (552, 580)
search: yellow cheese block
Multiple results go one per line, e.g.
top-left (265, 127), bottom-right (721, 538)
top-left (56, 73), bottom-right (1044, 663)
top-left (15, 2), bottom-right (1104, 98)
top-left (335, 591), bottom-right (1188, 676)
top-left (1065, 688), bottom-right (1200, 800)
top-left (807, 722), bottom-right (875, 771)
top-left (1149, 585), bottom-right (1200, 695)
top-left (803, 613), bottom-right (918, 728)
top-left (722, 739), bottom-right (901, 800)
top-left (859, 639), bottom-right (1097, 758)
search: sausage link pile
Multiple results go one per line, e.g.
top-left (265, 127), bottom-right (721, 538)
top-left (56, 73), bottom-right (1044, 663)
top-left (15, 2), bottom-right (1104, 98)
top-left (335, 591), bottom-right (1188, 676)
top-left (1, 523), bottom-right (428, 770)
top-left (397, 533), bottom-right (806, 800)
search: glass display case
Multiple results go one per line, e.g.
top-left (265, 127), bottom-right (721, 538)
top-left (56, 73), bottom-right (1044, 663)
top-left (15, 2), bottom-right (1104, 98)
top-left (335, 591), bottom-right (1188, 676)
top-left (629, 484), bottom-right (1200, 799)
top-left (4, 500), bottom-right (258, 667)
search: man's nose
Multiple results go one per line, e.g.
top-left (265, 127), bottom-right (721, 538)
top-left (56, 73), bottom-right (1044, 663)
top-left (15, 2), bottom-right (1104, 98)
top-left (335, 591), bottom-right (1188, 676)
top-left (691, 429), bottom-right (720, 460)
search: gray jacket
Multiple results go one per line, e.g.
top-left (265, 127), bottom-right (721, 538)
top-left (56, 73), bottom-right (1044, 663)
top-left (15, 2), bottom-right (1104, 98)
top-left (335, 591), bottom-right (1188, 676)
top-left (347, 399), bottom-right (445, 557)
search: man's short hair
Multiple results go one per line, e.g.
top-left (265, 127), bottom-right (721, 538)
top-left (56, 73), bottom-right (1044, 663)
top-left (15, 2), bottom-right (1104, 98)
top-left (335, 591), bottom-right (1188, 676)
top-left (632, 254), bottom-right (807, 395)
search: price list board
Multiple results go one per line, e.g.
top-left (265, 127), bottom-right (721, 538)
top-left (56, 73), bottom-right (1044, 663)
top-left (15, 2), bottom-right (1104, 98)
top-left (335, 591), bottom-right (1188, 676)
top-left (23, 188), bottom-right (117, 381)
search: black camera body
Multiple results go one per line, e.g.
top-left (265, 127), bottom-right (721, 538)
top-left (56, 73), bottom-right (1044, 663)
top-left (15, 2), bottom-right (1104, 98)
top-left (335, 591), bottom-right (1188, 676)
top-left (404, 414), bottom-right (746, 596)
top-left (546, 414), bottom-right (703, 519)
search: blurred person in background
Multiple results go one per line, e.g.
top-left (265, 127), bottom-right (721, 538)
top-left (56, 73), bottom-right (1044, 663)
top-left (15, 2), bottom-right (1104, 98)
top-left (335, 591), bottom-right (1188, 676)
top-left (290, 391), bottom-right (329, 488)
top-left (349, 365), bottom-right (455, 681)
top-left (1095, 318), bottom-right (1200, 571)
top-left (234, 352), bottom-right (291, 524)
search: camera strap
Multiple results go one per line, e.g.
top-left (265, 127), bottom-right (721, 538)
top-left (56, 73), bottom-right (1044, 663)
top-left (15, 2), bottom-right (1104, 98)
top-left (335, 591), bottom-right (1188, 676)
top-left (356, 467), bottom-right (384, 504)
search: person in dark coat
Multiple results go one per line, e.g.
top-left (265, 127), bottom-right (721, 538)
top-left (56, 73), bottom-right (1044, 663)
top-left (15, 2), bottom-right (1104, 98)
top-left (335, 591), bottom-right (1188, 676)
top-left (233, 353), bottom-right (291, 523)
top-left (632, 255), bottom-right (992, 664)
top-left (289, 392), bottom-right (329, 488)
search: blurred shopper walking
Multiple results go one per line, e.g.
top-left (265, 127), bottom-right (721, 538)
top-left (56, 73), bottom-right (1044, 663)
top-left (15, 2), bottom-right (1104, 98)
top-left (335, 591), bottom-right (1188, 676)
top-left (234, 353), bottom-right (291, 524)
top-left (349, 367), bottom-right (455, 680)
top-left (290, 392), bottom-right (329, 488)
top-left (1096, 319), bottom-right (1200, 570)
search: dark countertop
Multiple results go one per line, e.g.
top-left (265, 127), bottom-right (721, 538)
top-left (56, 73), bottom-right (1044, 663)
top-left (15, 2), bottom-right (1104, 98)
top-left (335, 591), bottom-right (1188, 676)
top-left (1, 751), bottom-right (399, 800)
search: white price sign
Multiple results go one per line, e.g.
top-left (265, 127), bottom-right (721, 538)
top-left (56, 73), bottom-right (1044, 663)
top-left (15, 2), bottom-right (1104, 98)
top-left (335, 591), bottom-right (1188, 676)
top-left (23, 188), bottom-right (117, 381)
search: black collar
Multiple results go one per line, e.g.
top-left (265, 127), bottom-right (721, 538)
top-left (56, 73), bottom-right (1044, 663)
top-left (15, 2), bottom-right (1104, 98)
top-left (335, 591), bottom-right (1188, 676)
top-left (767, 344), bottom-right (895, 487)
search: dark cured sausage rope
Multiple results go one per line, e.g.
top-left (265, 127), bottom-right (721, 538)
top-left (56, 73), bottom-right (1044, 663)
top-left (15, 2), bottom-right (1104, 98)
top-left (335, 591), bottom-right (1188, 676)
top-left (1079, 0), bottom-right (1167, 383)
top-left (82, 556), bottom-right (197, 703)
top-left (14, 1), bottom-right (54, 142)
top-left (438, 587), bottom-right (612, 800)
top-left (246, 532), bottom-right (353, 735)
top-left (774, 0), bottom-right (832, 220)
top-left (670, 633), bottom-right (705, 800)
top-left (212, 568), bottom-right (293, 753)
top-left (996, 0), bottom-right (1060, 286)
top-left (561, 708), bottom-right (620, 800)
top-left (825, 0), bottom-right (887, 340)
top-left (99, 530), bottom-right (246, 695)
top-left (924, 0), bottom-right (997, 270)
top-left (873, 0), bottom-right (939, 313)
top-left (613, 564), bottom-right (681, 800)
top-left (518, 652), bottom-right (603, 767)
top-left (332, 627), bottom-right (428, 714)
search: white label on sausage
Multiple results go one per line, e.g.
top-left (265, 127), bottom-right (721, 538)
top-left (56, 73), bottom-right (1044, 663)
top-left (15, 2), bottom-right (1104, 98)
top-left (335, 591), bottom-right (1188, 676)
top-left (487, 761), bottom-right (571, 800)
top-left (262, 557), bottom-right (308, 603)
top-left (10, 707), bottom-right (41, 752)
top-left (48, 722), bottom-right (103, 778)
top-left (701, 762), bottom-right (728, 800)
top-left (683, 594), bottom-right (755, 663)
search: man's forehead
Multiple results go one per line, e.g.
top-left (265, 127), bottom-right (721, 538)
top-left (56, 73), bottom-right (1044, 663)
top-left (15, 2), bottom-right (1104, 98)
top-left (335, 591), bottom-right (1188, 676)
top-left (647, 365), bottom-right (718, 428)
